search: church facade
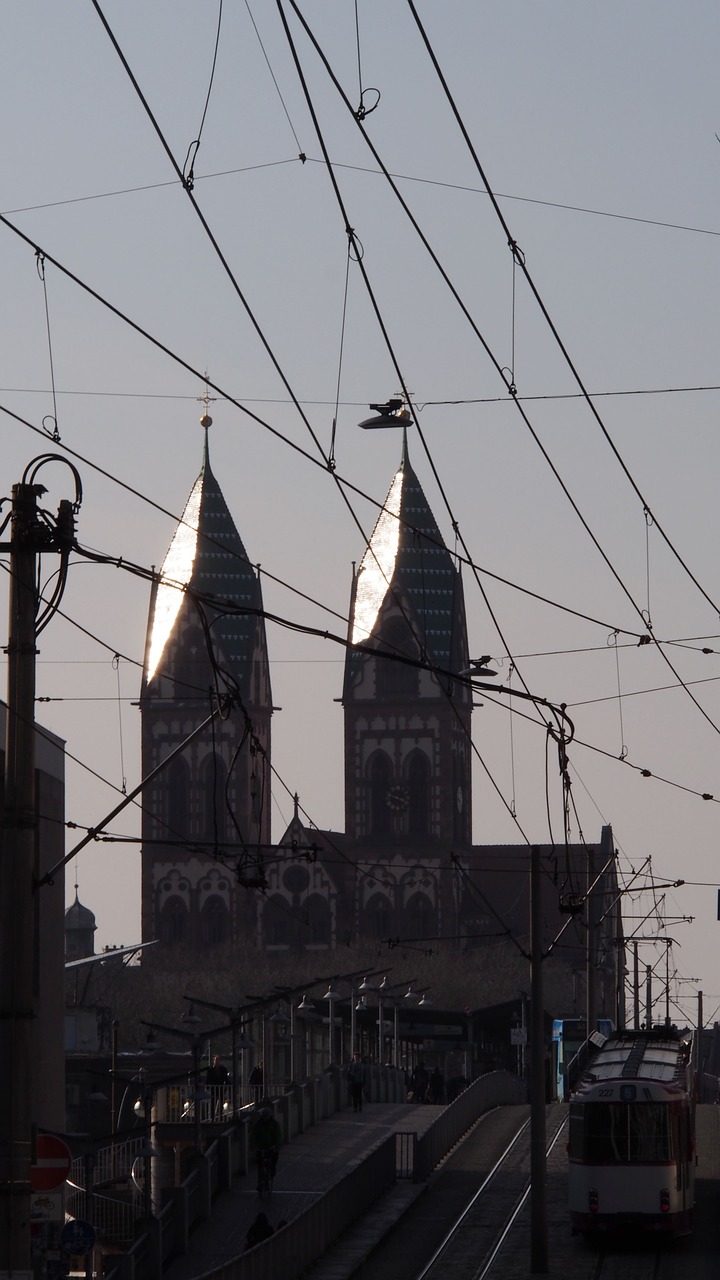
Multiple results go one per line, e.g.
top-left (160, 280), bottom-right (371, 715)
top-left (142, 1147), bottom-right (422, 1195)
top-left (138, 422), bottom-right (622, 1013)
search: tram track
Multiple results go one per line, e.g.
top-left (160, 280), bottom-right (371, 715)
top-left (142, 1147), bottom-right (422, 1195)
top-left (352, 1101), bottom-right (718, 1280)
top-left (415, 1106), bottom-right (568, 1280)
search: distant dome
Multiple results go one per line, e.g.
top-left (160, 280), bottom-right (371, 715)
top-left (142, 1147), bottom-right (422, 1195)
top-left (65, 893), bottom-right (96, 932)
top-left (65, 892), bottom-right (97, 961)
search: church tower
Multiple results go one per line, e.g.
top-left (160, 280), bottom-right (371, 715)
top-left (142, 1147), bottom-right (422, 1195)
top-left (139, 419), bottom-right (272, 955)
top-left (343, 431), bottom-right (472, 845)
top-left (341, 431), bottom-right (472, 944)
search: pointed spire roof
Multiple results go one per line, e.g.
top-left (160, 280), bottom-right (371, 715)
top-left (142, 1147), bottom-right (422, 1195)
top-left (350, 435), bottom-right (461, 669)
top-left (145, 427), bottom-right (264, 699)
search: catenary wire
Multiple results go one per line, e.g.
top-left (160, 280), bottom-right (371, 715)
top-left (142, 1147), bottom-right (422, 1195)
top-left (280, 0), bottom-right (720, 746)
top-left (405, 0), bottom-right (720, 622)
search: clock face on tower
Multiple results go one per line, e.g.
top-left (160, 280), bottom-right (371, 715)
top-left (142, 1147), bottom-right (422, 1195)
top-left (386, 783), bottom-right (410, 812)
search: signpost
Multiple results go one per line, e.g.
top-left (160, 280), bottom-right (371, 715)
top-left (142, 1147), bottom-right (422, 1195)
top-left (31, 1135), bottom-right (72, 1193)
top-left (60, 1219), bottom-right (95, 1258)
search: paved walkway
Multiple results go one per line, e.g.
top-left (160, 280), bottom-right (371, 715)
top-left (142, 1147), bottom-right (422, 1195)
top-left (164, 1100), bottom-right (440, 1280)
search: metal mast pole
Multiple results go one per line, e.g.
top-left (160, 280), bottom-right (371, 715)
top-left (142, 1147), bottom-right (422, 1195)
top-left (0, 482), bottom-right (40, 1272)
top-left (530, 845), bottom-right (548, 1273)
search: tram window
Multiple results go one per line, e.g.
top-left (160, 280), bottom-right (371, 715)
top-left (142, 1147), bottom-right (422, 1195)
top-left (577, 1103), bottom-right (672, 1163)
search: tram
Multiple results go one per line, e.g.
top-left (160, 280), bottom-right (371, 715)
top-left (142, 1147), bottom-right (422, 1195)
top-left (567, 1027), bottom-right (695, 1237)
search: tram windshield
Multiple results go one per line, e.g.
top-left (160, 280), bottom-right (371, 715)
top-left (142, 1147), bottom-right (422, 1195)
top-left (571, 1102), bottom-right (673, 1163)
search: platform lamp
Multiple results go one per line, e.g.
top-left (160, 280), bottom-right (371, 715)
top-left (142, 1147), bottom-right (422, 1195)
top-left (323, 983), bottom-right (342, 1066)
top-left (403, 984), bottom-right (420, 1072)
top-left (377, 976), bottom-right (392, 1063)
top-left (269, 1005), bottom-right (291, 1091)
top-left (296, 994), bottom-right (316, 1078)
top-left (357, 976), bottom-right (377, 1062)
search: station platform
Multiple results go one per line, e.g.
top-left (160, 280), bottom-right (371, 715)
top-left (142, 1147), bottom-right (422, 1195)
top-left (163, 1100), bottom-right (720, 1280)
top-left (164, 1099), bottom-right (439, 1280)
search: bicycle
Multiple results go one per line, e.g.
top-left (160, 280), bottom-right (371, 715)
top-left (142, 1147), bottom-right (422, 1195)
top-left (256, 1146), bottom-right (276, 1198)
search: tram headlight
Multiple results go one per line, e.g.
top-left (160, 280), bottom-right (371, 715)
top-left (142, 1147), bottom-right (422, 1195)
top-left (660, 1189), bottom-right (670, 1213)
top-left (589, 1188), bottom-right (598, 1214)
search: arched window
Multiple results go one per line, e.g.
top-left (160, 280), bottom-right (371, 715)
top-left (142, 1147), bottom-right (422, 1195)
top-left (406, 892), bottom-right (434, 941)
top-left (159, 896), bottom-right (189, 945)
top-left (200, 895), bottom-right (229, 947)
top-left (376, 616), bottom-right (419, 698)
top-left (305, 894), bottom-right (331, 946)
top-left (368, 751), bottom-right (393, 838)
top-left (174, 625), bottom-right (210, 700)
top-left (165, 757), bottom-right (190, 840)
top-left (263, 894), bottom-right (291, 947)
top-left (200, 753), bottom-right (228, 844)
top-left (363, 892), bottom-right (393, 941)
top-left (406, 750), bottom-right (431, 837)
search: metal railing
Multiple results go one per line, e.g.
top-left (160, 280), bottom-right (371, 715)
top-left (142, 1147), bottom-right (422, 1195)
top-left (395, 1130), bottom-right (415, 1179)
top-left (413, 1069), bottom-right (526, 1182)
top-left (102, 1065), bottom-right (511, 1279)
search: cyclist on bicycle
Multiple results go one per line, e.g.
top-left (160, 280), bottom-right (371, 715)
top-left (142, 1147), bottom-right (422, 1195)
top-left (249, 1105), bottom-right (282, 1181)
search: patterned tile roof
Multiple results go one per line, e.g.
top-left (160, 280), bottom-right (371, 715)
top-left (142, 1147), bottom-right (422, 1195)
top-left (350, 432), bottom-right (464, 672)
top-left (145, 431), bottom-right (265, 700)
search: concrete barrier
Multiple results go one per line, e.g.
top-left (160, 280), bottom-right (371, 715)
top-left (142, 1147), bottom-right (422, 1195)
top-left (196, 1133), bottom-right (397, 1280)
top-left (414, 1069), bottom-right (526, 1181)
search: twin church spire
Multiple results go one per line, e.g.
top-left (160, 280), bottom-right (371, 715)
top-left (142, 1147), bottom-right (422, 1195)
top-left (139, 417), bottom-right (472, 955)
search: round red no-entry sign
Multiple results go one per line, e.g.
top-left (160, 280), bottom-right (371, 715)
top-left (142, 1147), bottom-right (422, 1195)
top-left (31, 1134), bottom-right (73, 1191)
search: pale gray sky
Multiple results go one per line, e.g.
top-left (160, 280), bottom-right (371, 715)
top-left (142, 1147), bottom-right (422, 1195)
top-left (3, 2), bottom-right (720, 1023)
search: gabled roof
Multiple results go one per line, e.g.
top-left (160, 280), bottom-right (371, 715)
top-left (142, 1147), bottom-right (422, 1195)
top-left (349, 432), bottom-right (464, 674)
top-left (144, 431), bottom-right (265, 700)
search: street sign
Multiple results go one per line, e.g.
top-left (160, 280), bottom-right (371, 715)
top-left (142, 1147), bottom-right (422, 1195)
top-left (31, 1191), bottom-right (64, 1222)
top-left (31, 1134), bottom-right (72, 1191)
top-left (60, 1219), bottom-right (96, 1256)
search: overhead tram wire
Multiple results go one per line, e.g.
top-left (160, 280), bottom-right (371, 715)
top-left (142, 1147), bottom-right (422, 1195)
top-left (71, 535), bottom-right (533, 842)
top-left (4, 332), bottom-right (712, 860)
top-left (276, 0), bottom-right (554, 743)
top-left (405, 0), bottom-right (720, 624)
top-left (7, 390), bottom-right (666, 650)
top-left (6, 385), bottom-right (720, 671)
top-left (5, 380), bottom-right (720, 407)
top-left (4, 230), bottom-right (705, 662)
top-left (6, 152), bottom-right (720, 243)
top-left (244, 0), bottom-right (306, 155)
top-left (2, 102), bottom-right (707, 870)
top-left (3, 421), bottom-right (716, 820)
top-left (88, 0), bottom-right (517, 829)
top-left (181, 0), bottom-right (224, 192)
top-left (87, 0), bottom-right (420, 648)
top-left (281, 0), bottom-right (720, 745)
top-left (7, 549), bottom-right (524, 899)
top-left (87, 0), bottom-right (330, 463)
top-left (278, 0), bottom-right (716, 825)
top-left (9, 15), bottom-right (448, 762)
top-left (86, 3), bottom-right (496, 834)
top-left (53, 539), bottom-right (720, 818)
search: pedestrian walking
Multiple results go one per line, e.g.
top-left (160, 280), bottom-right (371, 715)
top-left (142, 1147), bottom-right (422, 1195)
top-left (347, 1052), bottom-right (366, 1113)
top-left (205, 1054), bottom-right (229, 1118)
top-left (249, 1060), bottom-right (264, 1103)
